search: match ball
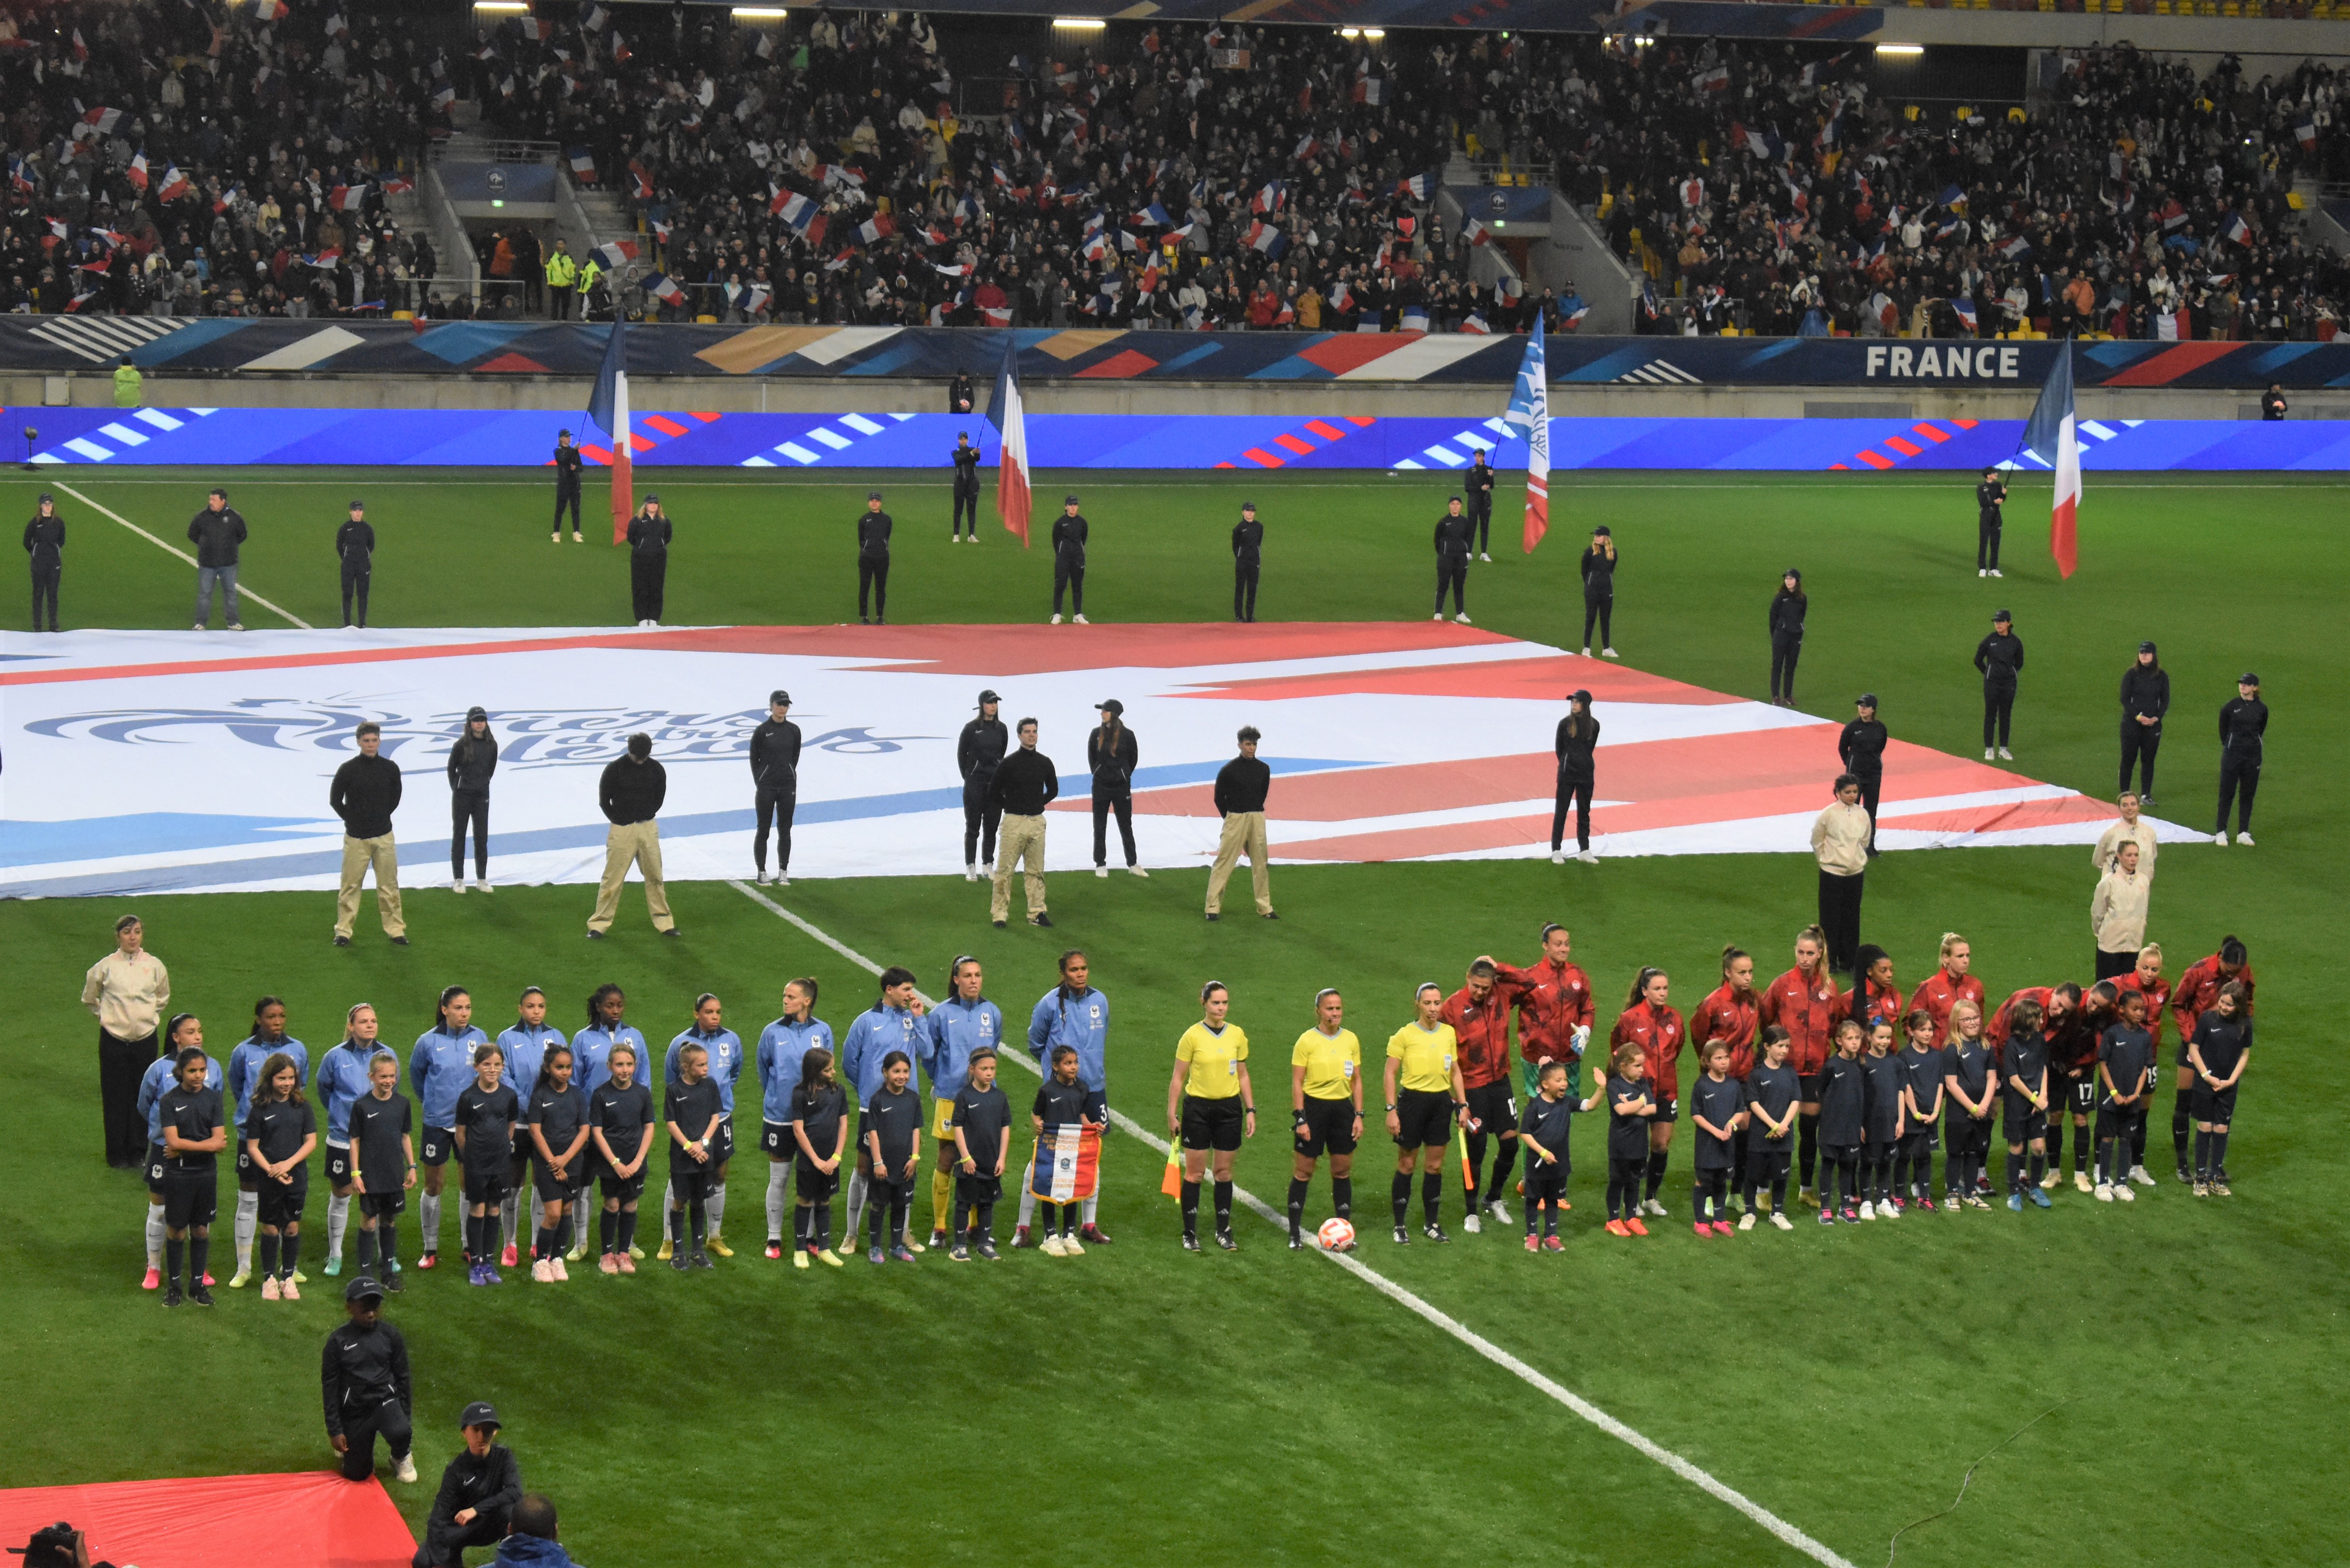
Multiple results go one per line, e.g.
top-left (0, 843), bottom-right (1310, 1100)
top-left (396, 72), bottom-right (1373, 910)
top-left (1317, 1217), bottom-right (1355, 1251)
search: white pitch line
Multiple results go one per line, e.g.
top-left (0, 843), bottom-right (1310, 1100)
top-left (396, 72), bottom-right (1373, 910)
top-left (49, 481), bottom-right (312, 629)
top-left (727, 879), bottom-right (1857, 1568)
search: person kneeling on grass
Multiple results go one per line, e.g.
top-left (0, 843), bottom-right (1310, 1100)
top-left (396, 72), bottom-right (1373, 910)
top-left (1688, 1041), bottom-right (1744, 1237)
top-left (1517, 1059), bottom-right (1596, 1250)
top-left (413, 1402), bottom-right (521, 1568)
top-left (1602, 1044), bottom-right (1655, 1237)
top-left (1740, 1028), bottom-right (1799, 1230)
top-left (949, 1045), bottom-right (1011, 1261)
top-left (1815, 1020), bottom-right (1867, 1226)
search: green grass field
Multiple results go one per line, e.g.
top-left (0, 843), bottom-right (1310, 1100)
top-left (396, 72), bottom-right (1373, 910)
top-left (2, 467), bottom-right (2342, 1566)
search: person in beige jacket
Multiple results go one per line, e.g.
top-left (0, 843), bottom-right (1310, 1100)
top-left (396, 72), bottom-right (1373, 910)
top-left (2092, 791), bottom-right (2159, 882)
top-left (2091, 840), bottom-right (2151, 981)
top-left (1811, 774), bottom-right (1871, 975)
top-left (83, 913), bottom-right (170, 1167)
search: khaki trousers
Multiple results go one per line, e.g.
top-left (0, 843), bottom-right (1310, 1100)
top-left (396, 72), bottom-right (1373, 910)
top-left (590, 820), bottom-right (674, 933)
top-left (335, 833), bottom-right (404, 938)
top-left (991, 813), bottom-right (1047, 921)
top-left (1205, 811), bottom-right (1272, 916)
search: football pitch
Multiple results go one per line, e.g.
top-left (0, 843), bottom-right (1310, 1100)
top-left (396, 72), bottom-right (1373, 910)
top-left (2, 466), bottom-right (2343, 1565)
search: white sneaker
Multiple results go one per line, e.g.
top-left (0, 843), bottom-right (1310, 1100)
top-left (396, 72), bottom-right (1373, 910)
top-left (1986, 749), bottom-right (1998, 761)
top-left (963, 864), bottom-right (978, 882)
top-left (1435, 614), bottom-right (1447, 622)
top-left (1881, 1200), bottom-right (1901, 1219)
top-left (1770, 1212), bottom-right (1794, 1230)
top-left (1550, 851), bottom-right (1565, 865)
top-left (1479, 551), bottom-right (1492, 562)
top-left (1988, 569), bottom-right (2003, 578)
top-left (1641, 1198), bottom-right (1667, 1218)
top-left (1095, 867), bottom-right (1110, 879)
top-left (1051, 614), bottom-right (1063, 625)
top-left (1602, 647), bottom-right (1618, 658)
top-left (193, 623), bottom-right (205, 630)
top-left (451, 878), bottom-right (466, 894)
top-left (531, 1258), bottom-right (553, 1282)
top-left (1487, 1200), bottom-right (1511, 1225)
top-left (1463, 1212), bottom-right (1482, 1234)
top-left (1073, 615), bottom-right (1089, 625)
top-left (2115, 1184), bottom-right (2135, 1202)
top-left (1576, 850), bottom-right (1598, 864)
top-left (1455, 613), bottom-right (1472, 624)
top-left (2094, 1183), bottom-right (2114, 1202)
top-left (1040, 1233), bottom-right (1067, 1256)
top-left (1581, 646), bottom-right (1591, 655)
top-left (1998, 747), bottom-right (2013, 760)
top-left (1129, 866), bottom-right (1149, 878)
top-left (1858, 1201), bottom-right (1877, 1220)
top-left (1738, 1212), bottom-right (1756, 1230)
top-left (776, 876), bottom-right (789, 888)
top-left (228, 622), bottom-right (245, 632)
top-left (2075, 1170), bottom-right (2094, 1194)
top-left (395, 1454), bottom-right (418, 1484)
top-left (2213, 831), bottom-right (2229, 846)
top-left (2127, 1165), bottom-right (2156, 1187)
top-left (1059, 1234), bottom-right (1084, 1255)
top-left (476, 878), bottom-right (493, 894)
top-left (2235, 832), bottom-right (2253, 846)
top-left (1977, 568), bottom-right (1987, 578)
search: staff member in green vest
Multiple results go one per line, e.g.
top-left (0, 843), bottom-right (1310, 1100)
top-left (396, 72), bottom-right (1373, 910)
top-left (545, 239), bottom-right (578, 321)
top-left (114, 355), bottom-right (143, 407)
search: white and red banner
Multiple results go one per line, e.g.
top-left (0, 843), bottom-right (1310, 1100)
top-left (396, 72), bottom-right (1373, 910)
top-left (0, 624), bottom-right (2195, 900)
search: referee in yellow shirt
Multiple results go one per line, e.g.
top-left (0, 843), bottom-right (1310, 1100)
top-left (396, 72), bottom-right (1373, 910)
top-left (1288, 989), bottom-right (1363, 1250)
top-left (1166, 982), bottom-right (1253, 1252)
top-left (1385, 985), bottom-right (1469, 1244)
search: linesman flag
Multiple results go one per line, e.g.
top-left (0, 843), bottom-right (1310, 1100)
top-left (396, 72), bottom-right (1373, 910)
top-left (585, 314), bottom-right (633, 544)
top-left (2021, 339), bottom-right (2079, 578)
top-left (1504, 310), bottom-right (1551, 553)
top-left (987, 336), bottom-right (1032, 546)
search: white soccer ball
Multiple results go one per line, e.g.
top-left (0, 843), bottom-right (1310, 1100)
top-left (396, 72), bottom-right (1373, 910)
top-left (1317, 1217), bottom-right (1355, 1251)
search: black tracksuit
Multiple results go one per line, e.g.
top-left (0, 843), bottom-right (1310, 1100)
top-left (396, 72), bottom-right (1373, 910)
top-left (330, 753), bottom-right (404, 841)
top-left (951, 443), bottom-right (981, 537)
top-left (958, 715), bottom-right (1008, 865)
top-left (1975, 628), bottom-right (2024, 749)
top-left (552, 442), bottom-right (583, 535)
top-left (336, 517), bottom-right (375, 628)
top-left (1838, 715), bottom-right (1888, 849)
top-left (625, 509), bottom-right (672, 622)
top-left (2118, 662), bottom-right (2170, 798)
top-left (948, 371), bottom-right (974, 414)
top-left (1051, 513), bottom-right (1088, 616)
top-left (857, 508), bottom-right (892, 620)
top-left (1976, 477), bottom-right (2006, 570)
top-left (1465, 460), bottom-right (1495, 554)
top-left (418, 1443), bottom-right (523, 1568)
top-left (750, 716), bottom-right (801, 876)
top-left (1580, 543), bottom-right (1617, 648)
top-left (1552, 712), bottom-right (1598, 852)
top-left (445, 730), bottom-right (498, 880)
top-left (1088, 721), bottom-right (1139, 868)
top-left (321, 1317), bottom-right (412, 1481)
top-left (2216, 694), bottom-right (2267, 835)
top-left (1768, 586), bottom-right (1806, 702)
top-left (23, 510), bottom-right (63, 631)
top-left (1231, 514), bottom-right (1263, 621)
top-left (1433, 511), bottom-right (1471, 615)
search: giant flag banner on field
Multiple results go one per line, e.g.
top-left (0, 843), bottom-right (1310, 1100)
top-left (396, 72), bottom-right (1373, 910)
top-left (987, 335), bottom-right (1032, 546)
top-left (1031, 1124), bottom-right (1101, 1203)
top-left (1504, 314), bottom-right (1551, 553)
top-left (585, 314), bottom-right (632, 544)
top-left (2022, 338), bottom-right (2080, 578)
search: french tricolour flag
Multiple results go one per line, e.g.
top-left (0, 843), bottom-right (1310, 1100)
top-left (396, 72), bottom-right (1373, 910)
top-left (568, 147), bottom-right (597, 182)
top-left (1505, 315), bottom-right (1550, 554)
top-left (1951, 296), bottom-right (1979, 334)
top-left (2022, 342), bottom-right (2079, 579)
top-left (591, 238), bottom-right (639, 271)
top-left (586, 315), bottom-right (632, 545)
top-left (1029, 1123), bottom-right (1100, 1203)
top-left (988, 336), bottom-right (1032, 547)
top-left (126, 151), bottom-right (148, 191)
top-left (155, 165), bottom-right (190, 203)
top-left (2223, 211), bottom-right (2251, 246)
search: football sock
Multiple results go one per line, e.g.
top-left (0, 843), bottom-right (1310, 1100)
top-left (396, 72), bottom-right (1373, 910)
top-left (766, 1164), bottom-right (790, 1241)
top-left (500, 1192), bottom-right (521, 1250)
top-left (1214, 1180), bottom-right (1234, 1232)
top-left (1286, 1178), bottom-right (1308, 1237)
top-left (689, 1200), bottom-right (707, 1251)
top-left (2129, 1108), bottom-right (2149, 1167)
top-left (1771, 1173), bottom-right (1789, 1210)
top-left (1081, 1193), bottom-right (1099, 1227)
top-left (931, 1164), bottom-right (953, 1237)
top-left (571, 1195), bottom-right (590, 1249)
top-left (282, 1229), bottom-right (303, 1277)
top-left (2173, 1099), bottom-right (2193, 1166)
top-left (419, 1193), bottom-right (441, 1254)
top-left (617, 1207), bottom-right (638, 1252)
top-left (1420, 1172), bottom-right (1443, 1227)
top-left (189, 1236), bottom-right (209, 1284)
top-left (889, 1189), bottom-right (908, 1247)
top-left (1542, 1204), bottom-right (1557, 1238)
top-left (2192, 1128), bottom-right (2210, 1179)
top-left (234, 1190), bottom-right (259, 1273)
top-left (327, 1193), bottom-right (350, 1259)
top-left (355, 1227), bottom-right (377, 1273)
top-left (1484, 1139), bottom-right (1518, 1205)
top-left (2029, 1150), bottom-right (2046, 1185)
top-left (2211, 1129), bottom-right (2230, 1174)
top-left (1391, 1171), bottom-right (1411, 1227)
top-left (705, 1182), bottom-right (725, 1238)
top-left (1016, 1183), bottom-right (1036, 1232)
top-left (259, 1232), bottom-right (280, 1278)
top-left (166, 1236), bottom-right (183, 1288)
top-left (975, 1202), bottom-right (994, 1240)
top-left (145, 1204), bottom-right (165, 1268)
top-left (1181, 1179), bottom-right (1201, 1237)
top-left (1691, 1181), bottom-right (1707, 1221)
top-left (1331, 1177), bottom-right (1351, 1219)
top-left (1644, 1148), bottom-right (1668, 1200)
top-left (844, 1171), bottom-right (870, 1242)
top-left (600, 1208), bottom-right (618, 1253)
top-left (793, 1204), bottom-right (811, 1249)
top-left (1798, 1113), bottom-right (1819, 1188)
top-left (535, 1225), bottom-right (556, 1262)
top-left (484, 1212), bottom-right (502, 1262)
top-left (808, 1203), bottom-right (827, 1251)
top-left (951, 1199), bottom-right (970, 1242)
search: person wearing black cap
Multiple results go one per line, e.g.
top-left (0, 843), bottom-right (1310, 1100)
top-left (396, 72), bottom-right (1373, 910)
top-left (857, 492), bottom-right (892, 625)
top-left (750, 690), bottom-right (800, 886)
top-left (1465, 449), bottom-right (1496, 561)
top-left (987, 718), bottom-right (1058, 927)
top-left (2118, 641), bottom-right (2169, 804)
top-left (951, 431), bottom-right (982, 542)
top-left (1975, 465), bottom-right (2007, 577)
top-left (1767, 569), bottom-right (1805, 706)
top-left (8, 1520), bottom-right (118, 1568)
top-left (1050, 496), bottom-right (1089, 625)
top-left (959, 691), bottom-right (1008, 881)
top-left (336, 501), bottom-right (376, 629)
top-left (1551, 690), bottom-right (1598, 864)
top-left (321, 1275), bottom-right (417, 1484)
top-left (1975, 609), bottom-right (2023, 761)
top-left (551, 431), bottom-right (584, 544)
top-left (1088, 699), bottom-right (1145, 879)
top-left (588, 733), bottom-right (677, 937)
top-left (1433, 497), bottom-right (1472, 624)
top-left (188, 487), bottom-right (247, 631)
top-left (625, 495), bottom-right (671, 628)
top-left (2213, 673), bottom-right (2267, 847)
top-left (1838, 695), bottom-right (1888, 855)
top-left (1580, 526), bottom-right (1618, 656)
top-left (1231, 502), bottom-right (1263, 622)
top-left (413, 1402), bottom-right (523, 1568)
top-left (446, 707), bottom-right (498, 894)
top-left (24, 491), bottom-right (64, 633)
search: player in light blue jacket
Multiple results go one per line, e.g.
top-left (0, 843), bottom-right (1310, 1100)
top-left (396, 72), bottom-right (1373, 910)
top-left (923, 957), bottom-right (1003, 1247)
top-left (1019, 949), bottom-right (1111, 1247)
top-left (663, 995), bottom-right (745, 1258)
top-left (756, 977), bottom-right (833, 1257)
top-left (409, 985), bottom-right (488, 1272)
top-left (225, 996), bottom-right (307, 1287)
top-left (837, 967), bottom-right (927, 1251)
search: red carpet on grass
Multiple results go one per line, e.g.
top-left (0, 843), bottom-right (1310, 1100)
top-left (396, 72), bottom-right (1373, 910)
top-left (0, 1472), bottom-right (413, 1568)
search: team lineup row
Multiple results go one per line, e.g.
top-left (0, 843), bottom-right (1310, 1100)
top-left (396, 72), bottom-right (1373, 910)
top-left (126, 926), bottom-right (2259, 1304)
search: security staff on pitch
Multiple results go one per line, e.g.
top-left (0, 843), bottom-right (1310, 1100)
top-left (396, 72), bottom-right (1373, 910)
top-left (1088, 698), bottom-right (1144, 878)
top-left (625, 496), bottom-right (671, 627)
top-left (336, 500), bottom-right (375, 629)
top-left (857, 492), bottom-right (892, 624)
top-left (1837, 694), bottom-right (1888, 855)
top-left (1975, 465), bottom-right (2007, 577)
top-left (950, 432), bottom-right (982, 543)
top-left (1975, 609), bottom-right (2024, 761)
top-left (1433, 497), bottom-right (1472, 624)
top-left (24, 491), bottom-right (63, 633)
top-left (321, 1274), bottom-right (416, 1484)
top-left (1050, 496), bottom-right (1089, 624)
top-left (2213, 672), bottom-right (2267, 847)
top-left (750, 689), bottom-right (800, 887)
top-left (1231, 502), bottom-right (1263, 622)
top-left (1465, 448), bottom-right (1496, 561)
top-left (551, 431), bottom-right (584, 543)
top-left (958, 689), bottom-right (1008, 880)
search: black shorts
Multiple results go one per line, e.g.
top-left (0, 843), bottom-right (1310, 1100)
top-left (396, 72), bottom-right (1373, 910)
top-left (2190, 1083), bottom-right (2239, 1123)
top-left (954, 1170), bottom-right (1003, 1206)
top-left (1797, 1073), bottom-right (1825, 1102)
top-left (1464, 1081), bottom-right (1517, 1140)
top-left (794, 1161), bottom-right (838, 1203)
top-left (598, 1169), bottom-right (647, 1204)
top-left (761, 1121), bottom-right (798, 1159)
top-left (257, 1174), bottom-right (310, 1227)
top-left (1900, 1124), bottom-right (1939, 1151)
top-left (358, 1191), bottom-right (404, 1221)
top-left (708, 1115), bottom-right (735, 1167)
top-left (1524, 1162), bottom-right (1569, 1201)
top-left (1821, 1140), bottom-right (1861, 1165)
top-left (460, 1163), bottom-right (508, 1205)
top-left (1293, 1096), bottom-right (1360, 1158)
top-left (161, 1168), bottom-right (217, 1229)
top-left (1650, 1094), bottom-right (1680, 1124)
top-left (2063, 1075), bottom-right (2096, 1117)
top-left (533, 1161), bottom-right (584, 1203)
top-left (2093, 1103), bottom-right (2140, 1142)
top-left (669, 1161), bottom-right (712, 1201)
top-left (145, 1142), bottom-right (168, 1194)
top-left (325, 1143), bottom-right (354, 1186)
top-left (1393, 1088), bottom-right (1456, 1150)
top-left (2002, 1100), bottom-right (2048, 1144)
top-left (1181, 1094), bottom-right (1246, 1152)
top-left (418, 1127), bottom-right (455, 1168)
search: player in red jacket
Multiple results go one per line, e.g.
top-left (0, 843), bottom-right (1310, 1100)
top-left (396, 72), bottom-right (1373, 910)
top-left (2111, 943), bottom-right (2169, 1185)
top-left (1491, 925), bottom-right (1595, 1098)
top-left (1686, 946), bottom-right (1761, 1212)
top-left (2168, 937), bottom-right (2251, 1181)
top-left (1851, 946), bottom-right (1904, 1035)
top-left (1757, 925), bottom-right (1842, 1207)
top-left (1442, 961), bottom-right (1518, 1231)
top-left (1908, 932), bottom-right (1986, 1047)
top-left (1610, 967), bottom-right (1685, 1218)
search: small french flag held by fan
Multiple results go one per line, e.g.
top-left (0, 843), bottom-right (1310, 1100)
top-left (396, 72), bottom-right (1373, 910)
top-left (2223, 211), bottom-right (2252, 246)
top-left (1030, 1122), bottom-right (1100, 1204)
top-left (2022, 341), bottom-right (2079, 579)
top-left (988, 335), bottom-right (1032, 547)
top-left (568, 147), bottom-right (598, 182)
top-left (1952, 296), bottom-right (1979, 334)
top-left (591, 238), bottom-right (639, 271)
top-left (586, 314), bottom-right (633, 545)
top-left (155, 165), bottom-right (190, 202)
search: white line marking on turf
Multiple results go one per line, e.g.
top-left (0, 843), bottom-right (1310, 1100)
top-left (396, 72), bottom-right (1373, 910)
top-left (49, 481), bottom-right (312, 629)
top-left (727, 879), bottom-right (1858, 1568)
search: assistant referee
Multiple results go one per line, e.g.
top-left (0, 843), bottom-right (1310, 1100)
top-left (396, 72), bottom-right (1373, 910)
top-left (1167, 982), bottom-right (1253, 1252)
top-left (1287, 989), bottom-right (1362, 1249)
top-left (1384, 984), bottom-right (1468, 1245)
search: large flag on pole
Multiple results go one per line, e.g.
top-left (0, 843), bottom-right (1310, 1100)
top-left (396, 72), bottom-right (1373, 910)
top-left (2022, 339), bottom-right (2078, 578)
top-left (585, 315), bottom-right (633, 545)
top-left (1503, 309), bottom-right (1550, 553)
top-left (986, 336), bottom-right (1032, 546)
